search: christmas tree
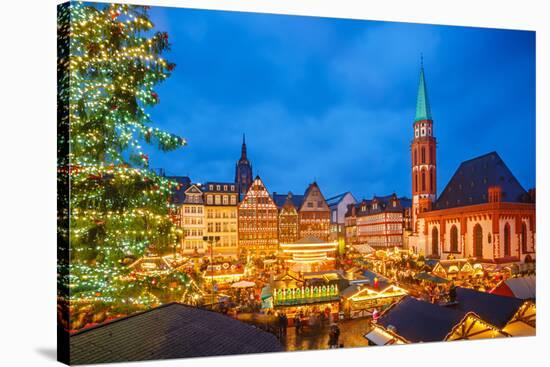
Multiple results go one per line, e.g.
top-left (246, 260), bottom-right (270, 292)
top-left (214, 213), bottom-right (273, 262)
top-left (58, 2), bottom-right (186, 322)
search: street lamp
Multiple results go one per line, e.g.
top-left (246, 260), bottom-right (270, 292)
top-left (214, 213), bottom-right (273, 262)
top-left (203, 235), bottom-right (220, 307)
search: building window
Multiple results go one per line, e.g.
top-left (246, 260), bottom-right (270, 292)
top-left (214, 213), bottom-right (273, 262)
top-left (421, 147), bottom-right (426, 164)
top-left (421, 171), bottom-right (426, 191)
top-left (209, 185), bottom-right (213, 191)
top-left (430, 146), bottom-right (434, 163)
top-left (414, 149), bottom-right (417, 166)
top-left (432, 226), bottom-right (439, 256)
top-left (521, 222), bottom-right (528, 253)
top-left (207, 195), bottom-right (213, 205)
top-left (450, 225), bottom-right (458, 252)
top-left (415, 174), bottom-right (418, 192)
top-left (215, 195), bottom-right (221, 205)
top-left (504, 223), bottom-right (511, 257)
top-left (474, 224), bottom-right (483, 258)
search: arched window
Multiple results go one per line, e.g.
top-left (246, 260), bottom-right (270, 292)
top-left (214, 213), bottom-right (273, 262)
top-left (503, 223), bottom-right (511, 256)
top-left (429, 170), bottom-right (433, 192)
top-left (450, 225), bottom-right (458, 252)
top-left (430, 146), bottom-right (434, 164)
top-left (421, 147), bottom-right (426, 164)
top-left (474, 224), bottom-right (483, 258)
top-left (421, 171), bottom-right (426, 192)
top-left (521, 222), bottom-right (528, 253)
top-left (415, 173), bottom-right (418, 192)
top-left (432, 227), bottom-right (439, 256)
top-left (414, 149), bottom-right (417, 166)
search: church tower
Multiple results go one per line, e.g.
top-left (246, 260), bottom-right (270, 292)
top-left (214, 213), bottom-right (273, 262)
top-left (235, 134), bottom-right (253, 198)
top-left (411, 59), bottom-right (437, 231)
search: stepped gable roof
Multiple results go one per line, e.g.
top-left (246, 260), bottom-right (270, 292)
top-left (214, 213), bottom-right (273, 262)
top-left (434, 151), bottom-right (529, 210)
top-left (377, 296), bottom-right (466, 343)
top-left (300, 182), bottom-right (329, 208)
top-left (449, 287), bottom-right (525, 329)
top-left (70, 303), bottom-right (283, 364)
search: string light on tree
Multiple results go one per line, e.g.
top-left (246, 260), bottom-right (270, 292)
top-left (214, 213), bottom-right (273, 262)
top-left (57, 1), bottom-right (187, 318)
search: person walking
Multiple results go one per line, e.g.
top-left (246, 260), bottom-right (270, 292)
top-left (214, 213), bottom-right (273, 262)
top-left (277, 313), bottom-right (285, 339)
top-left (294, 313), bottom-right (302, 335)
top-left (328, 324), bottom-right (340, 349)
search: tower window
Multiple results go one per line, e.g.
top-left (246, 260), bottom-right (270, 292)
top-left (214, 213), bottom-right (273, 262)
top-left (414, 149), bottom-right (417, 165)
top-left (421, 147), bottom-right (426, 164)
top-left (421, 171), bottom-right (426, 191)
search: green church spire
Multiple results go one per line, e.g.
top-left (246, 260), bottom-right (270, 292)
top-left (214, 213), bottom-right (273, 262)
top-left (415, 57), bottom-right (432, 122)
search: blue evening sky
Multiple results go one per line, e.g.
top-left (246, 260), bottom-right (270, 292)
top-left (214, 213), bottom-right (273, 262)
top-left (140, 6), bottom-right (535, 200)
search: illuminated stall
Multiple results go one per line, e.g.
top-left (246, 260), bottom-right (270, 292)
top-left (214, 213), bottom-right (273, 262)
top-left (431, 259), bottom-right (483, 280)
top-left (203, 261), bottom-right (245, 287)
top-left (267, 269), bottom-right (343, 323)
top-left (128, 253), bottom-right (188, 277)
top-left (342, 284), bottom-right (408, 319)
top-left (366, 287), bottom-right (535, 345)
top-left (271, 283), bottom-right (341, 324)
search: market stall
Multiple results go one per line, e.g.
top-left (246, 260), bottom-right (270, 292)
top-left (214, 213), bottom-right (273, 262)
top-left (431, 259), bottom-right (483, 280)
top-left (341, 284), bottom-right (407, 319)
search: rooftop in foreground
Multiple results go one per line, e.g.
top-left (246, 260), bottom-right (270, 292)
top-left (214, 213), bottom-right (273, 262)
top-left (70, 303), bottom-right (283, 365)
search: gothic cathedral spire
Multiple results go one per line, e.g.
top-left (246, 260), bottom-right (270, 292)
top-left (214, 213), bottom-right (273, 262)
top-left (241, 133), bottom-right (247, 159)
top-left (235, 133), bottom-right (253, 198)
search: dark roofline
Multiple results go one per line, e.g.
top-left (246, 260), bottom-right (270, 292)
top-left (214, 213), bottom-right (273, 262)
top-left (435, 151), bottom-right (528, 209)
top-left (71, 302), bottom-right (180, 336)
top-left (458, 151), bottom-right (498, 166)
top-left (70, 303), bottom-right (231, 337)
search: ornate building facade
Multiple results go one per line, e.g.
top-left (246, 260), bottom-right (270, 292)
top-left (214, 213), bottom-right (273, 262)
top-left (180, 184), bottom-right (206, 256)
top-left (298, 182), bottom-right (331, 241)
top-left (274, 192), bottom-right (301, 244)
top-left (238, 176), bottom-right (279, 256)
top-left (411, 152), bottom-right (536, 264)
top-left (344, 194), bottom-right (410, 249)
top-left (235, 134), bottom-right (253, 198)
top-left (203, 182), bottom-right (239, 260)
top-left (407, 63), bottom-right (536, 265)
